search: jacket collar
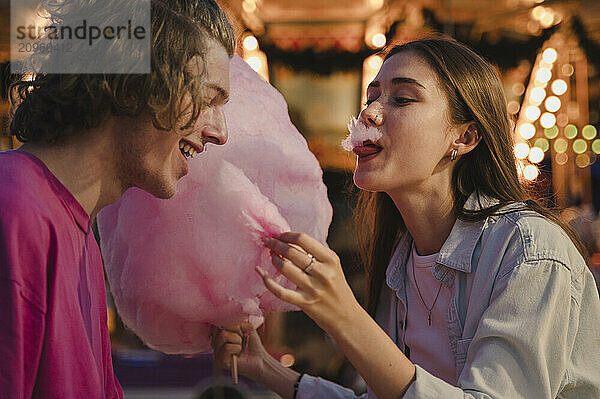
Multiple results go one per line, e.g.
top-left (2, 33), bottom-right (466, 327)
top-left (386, 191), bottom-right (498, 291)
top-left (436, 192), bottom-right (499, 273)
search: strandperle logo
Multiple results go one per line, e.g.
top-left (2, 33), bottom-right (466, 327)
top-left (15, 19), bottom-right (147, 47)
top-left (11, 0), bottom-right (151, 74)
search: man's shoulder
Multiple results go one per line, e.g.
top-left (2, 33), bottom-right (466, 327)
top-left (0, 152), bottom-right (59, 234)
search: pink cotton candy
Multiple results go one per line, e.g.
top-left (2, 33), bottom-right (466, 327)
top-left (341, 116), bottom-right (383, 151)
top-left (97, 55), bottom-right (333, 354)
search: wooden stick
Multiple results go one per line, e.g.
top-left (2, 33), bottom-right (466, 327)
top-left (231, 354), bottom-right (238, 385)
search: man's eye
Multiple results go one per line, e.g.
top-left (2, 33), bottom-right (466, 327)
top-left (201, 97), bottom-right (216, 108)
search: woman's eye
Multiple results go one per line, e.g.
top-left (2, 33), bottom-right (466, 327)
top-left (365, 98), bottom-right (376, 106)
top-left (393, 97), bottom-right (414, 105)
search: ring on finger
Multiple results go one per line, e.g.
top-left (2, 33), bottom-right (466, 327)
top-left (303, 254), bottom-right (316, 274)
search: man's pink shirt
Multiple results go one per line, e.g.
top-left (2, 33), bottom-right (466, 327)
top-left (0, 150), bottom-right (123, 398)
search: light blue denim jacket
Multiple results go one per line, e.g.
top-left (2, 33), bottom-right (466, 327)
top-left (298, 192), bottom-right (600, 398)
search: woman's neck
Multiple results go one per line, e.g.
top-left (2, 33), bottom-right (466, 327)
top-left (388, 183), bottom-right (456, 256)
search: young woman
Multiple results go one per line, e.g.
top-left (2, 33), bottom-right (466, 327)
top-left (211, 37), bottom-right (600, 398)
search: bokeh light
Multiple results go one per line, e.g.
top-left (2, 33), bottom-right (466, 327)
top-left (544, 96), bottom-right (561, 112)
top-left (554, 138), bottom-right (568, 153)
top-left (247, 56), bottom-right (262, 71)
top-left (529, 147), bottom-right (545, 163)
top-left (525, 106), bottom-right (541, 121)
top-left (551, 79), bottom-right (567, 95)
top-left (280, 354), bottom-right (295, 367)
top-left (243, 35), bottom-right (258, 51)
top-left (515, 142), bottom-right (530, 159)
top-left (592, 139), bottom-right (600, 154)
top-left (576, 154), bottom-right (590, 168)
top-left (523, 164), bottom-right (539, 180)
top-left (531, 6), bottom-right (545, 20)
top-left (536, 68), bottom-right (552, 83)
top-left (555, 152), bottom-right (568, 165)
top-left (565, 124), bottom-right (578, 139)
top-left (368, 55), bottom-right (383, 69)
top-left (512, 83), bottom-right (525, 96)
top-left (573, 139), bottom-right (587, 154)
top-left (556, 113), bottom-right (569, 127)
top-left (540, 112), bottom-right (556, 128)
top-left (507, 101), bottom-right (520, 115)
top-left (542, 48), bottom-right (558, 63)
top-left (582, 125), bottom-right (597, 140)
top-left (518, 123), bottom-right (536, 140)
top-left (530, 87), bottom-right (546, 104)
top-left (540, 10), bottom-right (555, 28)
top-left (534, 138), bottom-right (550, 152)
top-left (544, 126), bottom-right (559, 139)
top-left (561, 64), bottom-right (574, 77)
top-left (371, 33), bottom-right (386, 48)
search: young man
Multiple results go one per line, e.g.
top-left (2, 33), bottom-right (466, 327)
top-left (0, 1), bottom-right (235, 397)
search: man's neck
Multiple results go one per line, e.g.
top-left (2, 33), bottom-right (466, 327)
top-left (19, 127), bottom-right (123, 220)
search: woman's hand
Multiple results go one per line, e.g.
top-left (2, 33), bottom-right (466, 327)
top-left (210, 323), bottom-right (268, 382)
top-left (259, 232), bottom-right (363, 334)
top-left (211, 323), bottom-right (300, 398)
top-left (260, 233), bottom-right (416, 399)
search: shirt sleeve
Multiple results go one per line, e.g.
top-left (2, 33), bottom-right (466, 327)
top-left (0, 207), bottom-right (50, 399)
top-left (0, 281), bottom-right (46, 398)
top-left (298, 374), bottom-right (368, 399)
top-left (403, 259), bottom-right (588, 399)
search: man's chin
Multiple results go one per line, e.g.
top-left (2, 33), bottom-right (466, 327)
top-left (153, 184), bottom-right (177, 199)
top-left (152, 190), bottom-right (176, 200)
top-left (140, 179), bottom-right (177, 200)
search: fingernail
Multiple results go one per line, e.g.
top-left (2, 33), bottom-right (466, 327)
top-left (262, 237), bottom-right (272, 246)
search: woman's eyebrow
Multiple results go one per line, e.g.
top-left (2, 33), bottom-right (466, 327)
top-left (391, 77), bottom-right (426, 89)
top-left (367, 77), bottom-right (426, 90)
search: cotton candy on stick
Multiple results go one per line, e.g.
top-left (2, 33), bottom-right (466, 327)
top-left (98, 161), bottom-right (296, 354)
top-left (202, 56), bottom-right (332, 246)
top-left (97, 55), bottom-right (333, 354)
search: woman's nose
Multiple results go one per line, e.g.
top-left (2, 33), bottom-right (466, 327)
top-left (360, 102), bottom-right (384, 126)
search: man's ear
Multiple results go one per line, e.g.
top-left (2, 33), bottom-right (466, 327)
top-left (453, 122), bottom-right (481, 156)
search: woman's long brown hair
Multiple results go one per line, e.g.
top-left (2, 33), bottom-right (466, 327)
top-left (355, 36), bottom-right (588, 317)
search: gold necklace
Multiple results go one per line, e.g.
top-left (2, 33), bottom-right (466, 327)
top-left (411, 259), bottom-right (443, 326)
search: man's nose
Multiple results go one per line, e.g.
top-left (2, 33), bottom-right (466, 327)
top-left (202, 107), bottom-right (228, 146)
top-left (360, 102), bottom-right (384, 126)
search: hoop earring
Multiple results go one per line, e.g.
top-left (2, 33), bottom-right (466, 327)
top-left (450, 149), bottom-right (458, 162)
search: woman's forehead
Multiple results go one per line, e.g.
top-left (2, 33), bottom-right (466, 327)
top-left (376, 51), bottom-right (436, 87)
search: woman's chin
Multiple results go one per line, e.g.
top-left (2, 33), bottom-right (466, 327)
top-left (353, 172), bottom-right (380, 192)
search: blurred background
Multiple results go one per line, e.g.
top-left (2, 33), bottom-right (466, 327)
top-left (1, 0), bottom-right (600, 397)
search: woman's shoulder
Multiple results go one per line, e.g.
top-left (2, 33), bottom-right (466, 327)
top-left (484, 203), bottom-right (586, 275)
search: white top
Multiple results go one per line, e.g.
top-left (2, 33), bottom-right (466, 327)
top-left (404, 244), bottom-right (456, 385)
top-left (296, 192), bottom-right (600, 398)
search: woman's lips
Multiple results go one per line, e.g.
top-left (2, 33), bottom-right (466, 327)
top-left (353, 143), bottom-right (383, 157)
